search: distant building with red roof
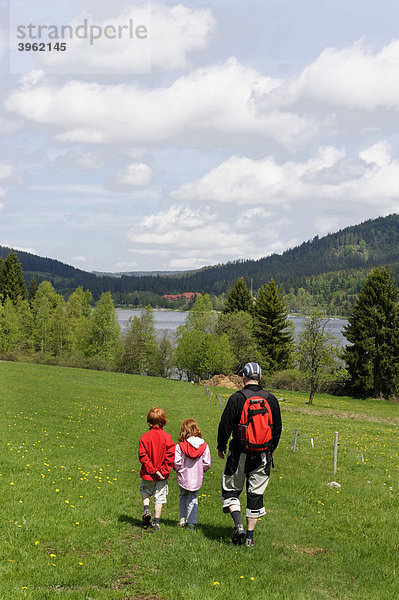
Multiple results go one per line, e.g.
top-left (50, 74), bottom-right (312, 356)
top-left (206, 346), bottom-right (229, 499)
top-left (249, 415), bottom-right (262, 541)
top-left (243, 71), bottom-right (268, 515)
top-left (162, 292), bottom-right (202, 302)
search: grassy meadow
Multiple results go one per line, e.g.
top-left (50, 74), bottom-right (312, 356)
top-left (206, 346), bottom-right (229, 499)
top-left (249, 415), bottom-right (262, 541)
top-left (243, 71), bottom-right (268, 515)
top-left (0, 361), bottom-right (398, 600)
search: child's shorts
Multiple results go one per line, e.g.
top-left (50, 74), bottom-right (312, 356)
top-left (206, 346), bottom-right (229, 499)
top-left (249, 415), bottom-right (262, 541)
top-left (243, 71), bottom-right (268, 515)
top-left (140, 479), bottom-right (168, 504)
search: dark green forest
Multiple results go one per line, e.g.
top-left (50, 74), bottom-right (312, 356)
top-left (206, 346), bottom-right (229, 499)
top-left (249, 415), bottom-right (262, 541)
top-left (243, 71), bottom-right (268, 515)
top-left (2, 213), bottom-right (399, 314)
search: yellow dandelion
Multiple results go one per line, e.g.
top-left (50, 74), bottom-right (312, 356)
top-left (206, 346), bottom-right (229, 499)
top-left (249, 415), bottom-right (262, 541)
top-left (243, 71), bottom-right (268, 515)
top-left (34, 541), bottom-right (40, 546)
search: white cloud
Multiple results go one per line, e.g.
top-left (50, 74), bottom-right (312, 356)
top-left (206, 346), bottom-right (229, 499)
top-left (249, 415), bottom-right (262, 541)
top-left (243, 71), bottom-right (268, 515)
top-left (19, 70), bottom-right (46, 87)
top-left (5, 59), bottom-right (312, 148)
top-left (114, 163), bottom-right (152, 187)
top-left (259, 39), bottom-right (399, 112)
top-left (127, 205), bottom-right (249, 263)
top-left (0, 164), bottom-right (14, 182)
top-left (359, 140), bottom-right (391, 167)
top-left (2, 244), bottom-right (37, 254)
top-left (171, 147), bottom-right (345, 205)
top-left (171, 142), bottom-right (399, 217)
top-left (115, 260), bottom-right (137, 269)
top-left (71, 255), bottom-right (87, 263)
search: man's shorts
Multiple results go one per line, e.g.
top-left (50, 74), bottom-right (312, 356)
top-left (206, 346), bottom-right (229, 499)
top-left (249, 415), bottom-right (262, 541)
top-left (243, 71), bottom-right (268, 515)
top-left (140, 479), bottom-right (168, 504)
top-left (222, 449), bottom-right (270, 518)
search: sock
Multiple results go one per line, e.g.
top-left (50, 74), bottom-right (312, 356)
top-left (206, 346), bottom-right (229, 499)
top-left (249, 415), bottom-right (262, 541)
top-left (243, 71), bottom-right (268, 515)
top-left (231, 511), bottom-right (242, 527)
top-left (153, 517), bottom-right (160, 525)
top-left (143, 506), bottom-right (150, 515)
top-left (246, 529), bottom-right (254, 540)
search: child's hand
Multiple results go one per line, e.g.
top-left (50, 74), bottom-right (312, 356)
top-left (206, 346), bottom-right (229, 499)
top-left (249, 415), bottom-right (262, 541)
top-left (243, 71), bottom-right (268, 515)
top-left (155, 470), bottom-right (165, 480)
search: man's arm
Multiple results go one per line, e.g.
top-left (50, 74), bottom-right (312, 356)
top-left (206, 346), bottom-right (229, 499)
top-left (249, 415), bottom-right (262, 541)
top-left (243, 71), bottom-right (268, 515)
top-left (217, 392), bottom-right (242, 454)
top-left (269, 395), bottom-right (282, 452)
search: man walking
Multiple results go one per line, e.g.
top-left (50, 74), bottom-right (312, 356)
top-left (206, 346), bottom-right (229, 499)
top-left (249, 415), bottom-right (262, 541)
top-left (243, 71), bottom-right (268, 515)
top-left (217, 362), bottom-right (282, 547)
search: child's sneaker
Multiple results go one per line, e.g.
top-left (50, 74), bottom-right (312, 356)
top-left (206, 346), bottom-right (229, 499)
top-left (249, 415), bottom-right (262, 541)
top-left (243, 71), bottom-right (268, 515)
top-left (178, 518), bottom-right (186, 528)
top-left (142, 509), bottom-right (151, 529)
top-left (232, 524), bottom-right (245, 545)
top-left (151, 521), bottom-right (160, 531)
top-left (245, 537), bottom-right (255, 547)
top-left (187, 524), bottom-right (196, 532)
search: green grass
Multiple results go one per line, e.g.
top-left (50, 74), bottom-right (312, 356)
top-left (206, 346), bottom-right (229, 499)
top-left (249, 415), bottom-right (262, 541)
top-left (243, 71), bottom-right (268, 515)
top-left (1, 362), bottom-right (398, 600)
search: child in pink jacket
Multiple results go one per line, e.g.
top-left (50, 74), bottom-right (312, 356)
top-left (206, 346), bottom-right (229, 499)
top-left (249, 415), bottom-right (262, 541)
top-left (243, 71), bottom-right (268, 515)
top-left (174, 418), bottom-right (211, 531)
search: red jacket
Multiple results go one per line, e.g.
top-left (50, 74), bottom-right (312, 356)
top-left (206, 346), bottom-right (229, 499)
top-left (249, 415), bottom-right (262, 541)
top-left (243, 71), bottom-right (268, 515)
top-left (139, 426), bottom-right (175, 481)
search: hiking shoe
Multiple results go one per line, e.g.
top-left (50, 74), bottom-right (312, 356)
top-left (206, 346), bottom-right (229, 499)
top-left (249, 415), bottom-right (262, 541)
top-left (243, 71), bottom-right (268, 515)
top-left (178, 518), bottom-right (186, 528)
top-left (151, 521), bottom-right (160, 531)
top-left (187, 524), bottom-right (196, 532)
top-left (245, 537), bottom-right (255, 547)
top-left (232, 524), bottom-right (245, 545)
top-left (142, 510), bottom-right (151, 529)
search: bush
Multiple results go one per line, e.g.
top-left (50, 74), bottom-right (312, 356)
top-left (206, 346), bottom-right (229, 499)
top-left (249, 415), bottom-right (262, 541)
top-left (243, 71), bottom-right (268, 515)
top-left (264, 369), bottom-right (307, 391)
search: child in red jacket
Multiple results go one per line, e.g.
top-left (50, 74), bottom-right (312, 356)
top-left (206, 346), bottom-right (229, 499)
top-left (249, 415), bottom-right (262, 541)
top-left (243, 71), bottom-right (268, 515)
top-left (138, 407), bottom-right (175, 531)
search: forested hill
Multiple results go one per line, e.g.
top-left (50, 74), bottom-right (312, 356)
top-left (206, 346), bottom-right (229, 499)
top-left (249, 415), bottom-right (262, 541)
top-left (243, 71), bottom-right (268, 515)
top-left (2, 213), bottom-right (399, 301)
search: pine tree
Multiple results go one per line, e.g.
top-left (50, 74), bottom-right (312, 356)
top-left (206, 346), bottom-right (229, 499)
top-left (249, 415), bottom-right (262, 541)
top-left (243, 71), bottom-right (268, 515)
top-left (28, 275), bottom-right (38, 306)
top-left (254, 279), bottom-right (294, 373)
top-left (0, 252), bottom-right (27, 305)
top-left (223, 277), bottom-right (253, 314)
top-left (343, 267), bottom-right (399, 398)
top-left (0, 297), bottom-right (21, 355)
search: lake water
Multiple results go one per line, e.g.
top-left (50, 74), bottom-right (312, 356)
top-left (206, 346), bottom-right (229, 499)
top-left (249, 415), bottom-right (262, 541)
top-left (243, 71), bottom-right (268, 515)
top-left (116, 309), bottom-right (348, 346)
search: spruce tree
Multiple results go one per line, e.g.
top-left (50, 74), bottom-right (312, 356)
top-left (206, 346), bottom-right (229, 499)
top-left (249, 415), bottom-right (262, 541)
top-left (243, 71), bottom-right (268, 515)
top-left (343, 267), bottom-right (399, 398)
top-left (0, 252), bottom-right (27, 304)
top-left (223, 277), bottom-right (253, 314)
top-left (28, 276), bottom-right (38, 306)
top-left (254, 279), bottom-right (294, 373)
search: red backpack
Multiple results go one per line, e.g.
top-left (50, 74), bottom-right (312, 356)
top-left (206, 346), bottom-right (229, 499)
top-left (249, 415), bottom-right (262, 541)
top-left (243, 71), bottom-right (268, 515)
top-left (238, 389), bottom-right (273, 452)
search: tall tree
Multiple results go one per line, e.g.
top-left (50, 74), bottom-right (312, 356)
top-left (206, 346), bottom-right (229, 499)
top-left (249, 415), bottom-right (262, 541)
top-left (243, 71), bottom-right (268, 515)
top-left (0, 252), bottom-right (27, 305)
top-left (85, 292), bottom-right (120, 364)
top-left (174, 293), bottom-right (234, 380)
top-left (217, 310), bottom-right (261, 372)
top-left (223, 277), bottom-right (253, 314)
top-left (343, 267), bottom-right (399, 398)
top-left (119, 306), bottom-right (158, 375)
top-left (184, 294), bottom-right (217, 334)
top-left (50, 296), bottom-right (69, 357)
top-left (0, 297), bottom-right (20, 355)
top-left (296, 310), bottom-right (339, 405)
top-left (254, 279), bottom-right (294, 373)
top-left (31, 281), bottom-right (59, 353)
top-left (28, 275), bottom-right (38, 306)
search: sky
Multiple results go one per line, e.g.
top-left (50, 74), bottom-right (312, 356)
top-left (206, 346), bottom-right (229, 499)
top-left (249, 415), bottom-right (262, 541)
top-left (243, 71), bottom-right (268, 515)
top-left (1, 0), bottom-right (399, 273)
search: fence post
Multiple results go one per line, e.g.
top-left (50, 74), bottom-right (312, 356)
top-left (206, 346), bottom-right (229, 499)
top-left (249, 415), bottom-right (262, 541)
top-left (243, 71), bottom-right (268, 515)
top-left (293, 429), bottom-right (299, 452)
top-left (205, 383), bottom-right (208, 396)
top-left (333, 431), bottom-right (339, 475)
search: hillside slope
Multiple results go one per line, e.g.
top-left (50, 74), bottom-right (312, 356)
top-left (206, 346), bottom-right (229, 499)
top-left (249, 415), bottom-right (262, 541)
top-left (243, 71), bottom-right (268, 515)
top-left (2, 213), bottom-right (399, 299)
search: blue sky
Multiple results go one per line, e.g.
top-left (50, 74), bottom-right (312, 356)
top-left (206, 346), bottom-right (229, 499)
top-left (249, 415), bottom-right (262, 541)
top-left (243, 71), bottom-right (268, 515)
top-left (1, 0), bottom-right (399, 272)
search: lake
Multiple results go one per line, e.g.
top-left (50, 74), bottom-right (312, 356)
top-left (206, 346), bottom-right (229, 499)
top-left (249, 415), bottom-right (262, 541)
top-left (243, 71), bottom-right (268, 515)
top-left (116, 309), bottom-right (349, 346)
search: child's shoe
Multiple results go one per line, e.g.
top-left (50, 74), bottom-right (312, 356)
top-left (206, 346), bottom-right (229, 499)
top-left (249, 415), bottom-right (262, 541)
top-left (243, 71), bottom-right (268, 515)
top-left (142, 508), bottom-right (151, 529)
top-left (245, 537), bottom-right (255, 547)
top-left (151, 520), bottom-right (160, 531)
top-left (187, 524), bottom-right (196, 532)
top-left (178, 518), bottom-right (186, 527)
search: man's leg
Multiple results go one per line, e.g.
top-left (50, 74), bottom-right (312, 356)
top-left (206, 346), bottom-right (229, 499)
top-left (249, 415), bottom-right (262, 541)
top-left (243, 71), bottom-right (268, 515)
top-left (245, 453), bottom-right (271, 546)
top-left (222, 452), bottom-right (246, 544)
